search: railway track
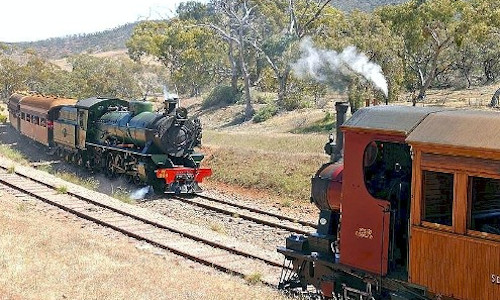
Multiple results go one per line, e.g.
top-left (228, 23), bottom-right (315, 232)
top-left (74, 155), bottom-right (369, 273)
top-left (170, 194), bottom-right (317, 235)
top-left (0, 165), bottom-right (284, 286)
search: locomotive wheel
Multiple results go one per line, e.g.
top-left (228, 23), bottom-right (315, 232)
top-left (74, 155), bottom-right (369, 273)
top-left (74, 152), bottom-right (83, 167)
top-left (105, 153), bottom-right (117, 178)
top-left (133, 175), bottom-right (142, 185)
top-left (114, 153), bottom-right (125, 175)
top-left (151, 179), bottom-right (166, 194)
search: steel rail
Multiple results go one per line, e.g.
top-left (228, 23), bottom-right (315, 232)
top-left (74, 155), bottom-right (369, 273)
top-left (171, 195), bottom-right (315, 235)
top-left (0, 166), bottom-right (287, 285)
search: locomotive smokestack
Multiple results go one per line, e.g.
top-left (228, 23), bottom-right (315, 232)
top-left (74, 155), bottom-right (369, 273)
top-left (325, 102), bottom-right (349, 163)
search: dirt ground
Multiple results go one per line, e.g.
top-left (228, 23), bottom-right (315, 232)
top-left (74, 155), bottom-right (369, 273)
top-left (0, 190), bottom-right (287, 300)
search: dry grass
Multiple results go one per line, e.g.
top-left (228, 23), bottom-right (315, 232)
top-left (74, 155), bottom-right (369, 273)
top-left (202, 130), bottom-right (330, 203)
top-left (0, 144), bottom-right (27, 164)
top-left (0, 192), bottom-right (287, 300)
top-left (203, 130), bottom-right (329, 155)
top-left (202, 144), bottom-right (327, 203)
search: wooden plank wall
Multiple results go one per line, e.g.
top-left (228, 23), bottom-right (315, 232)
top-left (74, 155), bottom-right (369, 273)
top-left (410, 226), bottom-right (500, 300)
top-left (20, 120), bottom-right (48, 146)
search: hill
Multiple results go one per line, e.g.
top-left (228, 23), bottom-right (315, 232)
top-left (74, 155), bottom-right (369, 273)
top-left (5, 1), bottom-right (408, 59)
top-left (7, 22), bottom-right (137, 59)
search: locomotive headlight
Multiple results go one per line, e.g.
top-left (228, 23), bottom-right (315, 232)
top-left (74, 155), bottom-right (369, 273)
top-left (319, 218), bottom-right (327, 225)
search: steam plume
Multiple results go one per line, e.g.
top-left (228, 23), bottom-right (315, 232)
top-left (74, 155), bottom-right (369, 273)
top-left (292, 37), bottom-right (388, 97)
top-left (130, 186), bottom-right (151, 200)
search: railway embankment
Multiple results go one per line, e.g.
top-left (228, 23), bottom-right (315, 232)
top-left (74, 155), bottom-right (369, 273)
top-left (0, 155), bottom-right (289, 299)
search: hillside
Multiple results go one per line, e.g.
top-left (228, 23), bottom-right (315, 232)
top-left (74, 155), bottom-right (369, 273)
top-left (5, 1), bottom-right (408, 59)
top-left (7, 22), bottom-right (137, 59)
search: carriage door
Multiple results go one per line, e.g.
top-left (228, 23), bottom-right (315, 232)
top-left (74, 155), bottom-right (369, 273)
top-left (76, 109), bottom-right (88, 149)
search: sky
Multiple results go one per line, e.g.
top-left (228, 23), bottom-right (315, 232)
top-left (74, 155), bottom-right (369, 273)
top-left (1, 0), bottom-right (197, 43)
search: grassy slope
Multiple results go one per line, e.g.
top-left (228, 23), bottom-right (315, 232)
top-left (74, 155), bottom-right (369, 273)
top-left (197, 85), bottom-right (500, 206)
top-left (202, 131), bottom-right (329, 204)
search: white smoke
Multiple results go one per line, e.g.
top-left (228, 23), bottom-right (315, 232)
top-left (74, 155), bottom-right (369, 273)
top-left (130, 186), bottom-right (151, 200)
top-left (292, 37), bottom-right (388, 97)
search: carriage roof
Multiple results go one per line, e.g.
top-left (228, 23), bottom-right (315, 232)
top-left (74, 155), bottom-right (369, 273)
top-left (341, 105), bottom-right (449, 136)
top-left (342, 105), bottom-right (500, 153)
top-left (406, 109), bottom-right (500, 152)
top-left (18, 94), bottom-right (77, 112)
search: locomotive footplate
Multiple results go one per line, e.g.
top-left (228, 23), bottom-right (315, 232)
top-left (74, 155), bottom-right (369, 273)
top-left (277, 247), bottom-right (429, 299)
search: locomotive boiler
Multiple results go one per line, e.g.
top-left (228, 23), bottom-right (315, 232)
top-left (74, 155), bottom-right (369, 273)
top-left (278, 103), bottom-right (500, 299)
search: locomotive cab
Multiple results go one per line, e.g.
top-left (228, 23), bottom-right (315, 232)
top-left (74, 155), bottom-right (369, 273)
top-left (278, 105), bottom-right (448, 299)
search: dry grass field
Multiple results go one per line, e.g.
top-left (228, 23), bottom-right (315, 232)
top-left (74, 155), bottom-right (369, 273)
top-left (197, 85), bottom-right (500, 207)
top-left (0, 191), bottom-right (287, 300)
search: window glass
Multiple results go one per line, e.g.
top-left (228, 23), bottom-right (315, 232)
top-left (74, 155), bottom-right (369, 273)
top-left (469, 176), bottom-right (500, 235)
top-left (363, 141), bottom-right (412, 200)
top-left (422, 171), bottom-right (454, 226)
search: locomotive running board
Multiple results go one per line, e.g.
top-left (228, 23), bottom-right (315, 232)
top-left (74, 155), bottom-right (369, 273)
top-left (278, 247), bottom-right (429, 298)
top-left (85, 142), bottom-right (153, 157)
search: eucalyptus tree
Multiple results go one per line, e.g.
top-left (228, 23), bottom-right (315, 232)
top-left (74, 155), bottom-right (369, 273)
top-left (127, 18), bottom-right (224, 97)
top-left (379, 0), bottom-right (466, 104)
top-left (469, 0), bottom-right (500, 84)
top-left (67, 55), bottom-right (142, 99)
top-left (250, 0), bottom-right (338, 109)
top-left (208, 0), bottom-right (265, 119)
top-left (0, 55), bottom-right (25, 99)
top-left (340, 10), bottom-right (404, 103)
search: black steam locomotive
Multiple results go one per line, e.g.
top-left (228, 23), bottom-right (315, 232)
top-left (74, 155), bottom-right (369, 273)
top-left (8, 92), bottom-right (211, 193)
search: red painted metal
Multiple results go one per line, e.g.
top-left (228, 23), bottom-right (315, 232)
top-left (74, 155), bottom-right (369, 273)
top-left (155, 167), bottom-right (212, 184)
top-left (320, 163), bottom-right (343, 210)
top-left (339, 130), bottom-right (405, 275)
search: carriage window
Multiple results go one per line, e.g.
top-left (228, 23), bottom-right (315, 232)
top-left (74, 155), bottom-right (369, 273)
top-left (21, 112), bottom-right (25, 120)
top-left (363, 141), bottom-right (412, 200)
top-left (422, 171), bottom-right (454, 226)
top-left (469, 176), bottom-right (500, 235)
top-left (26, 114), bottom-right (31, 122)
top-left (41, 118), bottom-right (46, 127)
top-left (33, 116), bottom-right (39, 125)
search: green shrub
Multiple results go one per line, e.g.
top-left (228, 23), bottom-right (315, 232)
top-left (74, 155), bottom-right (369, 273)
top-left (244, 272), bottom-right (262, 285)
top-left (201, 85), bottom-right (240, 109)
top-left (253, 104), bottom-right (278, 123)
top-left (56, 185), bottom-right (68, 194)
top-left (0, 114), bottom-right (7, 124)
